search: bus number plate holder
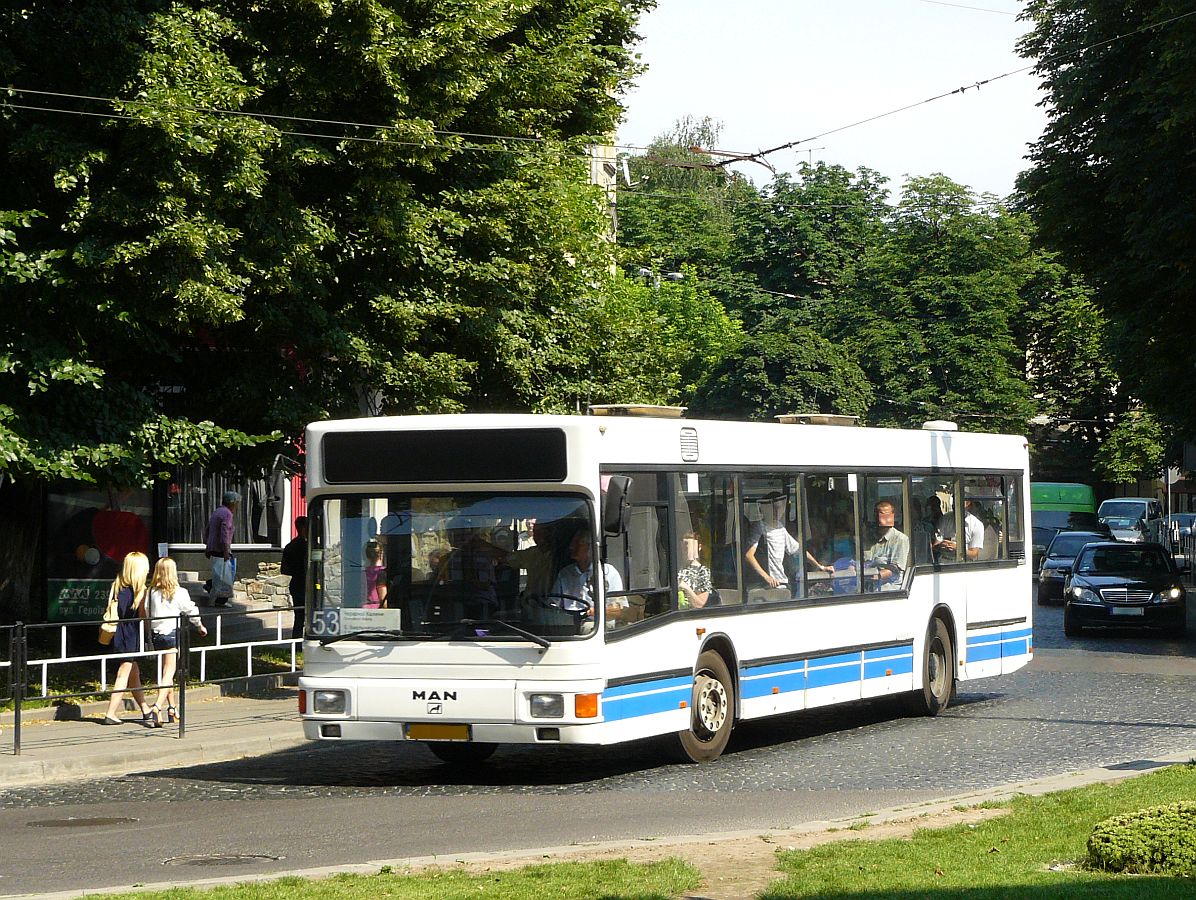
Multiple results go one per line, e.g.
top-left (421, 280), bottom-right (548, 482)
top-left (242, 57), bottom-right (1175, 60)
top-left (407, 723), bottom-right (471, 741)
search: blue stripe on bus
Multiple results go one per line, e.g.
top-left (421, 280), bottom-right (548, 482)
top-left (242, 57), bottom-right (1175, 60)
top-left (966, 626), bottom-right (1033, 663)
top-left (863, 655), bottom-right (914, 680)
top-left (604, 640), bottom-right (916, 722)
top-left (740, 667), bottom-right (806, 700)
top-left (602, 674), bottom-right (693, 722)
top-left (604, 675), bottom-right (692, 699)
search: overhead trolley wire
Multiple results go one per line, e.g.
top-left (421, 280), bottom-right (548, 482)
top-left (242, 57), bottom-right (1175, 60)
top-left (657, 7), bottom-right (1196, 172)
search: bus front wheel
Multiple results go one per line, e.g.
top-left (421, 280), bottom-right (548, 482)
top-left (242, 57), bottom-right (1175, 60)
top-left (672, 650), bottom-right (734, 763)
top-left (905, 618), bottom-right (954, 717)
top-left (424, 741), bottom-right (497, 765)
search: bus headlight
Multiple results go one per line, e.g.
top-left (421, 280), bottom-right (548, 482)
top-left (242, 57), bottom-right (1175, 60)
top-left (529, 693), bottom-right (564, 718)
top-left (313, 690), bottom-right (347, 714)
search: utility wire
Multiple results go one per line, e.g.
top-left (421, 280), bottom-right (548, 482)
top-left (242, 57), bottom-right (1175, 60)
top-left (5, 85), bottom-right (549, 146)
top-left (692, 7), bottom-right (1196, 172)
top-left (916, 0), bottom-right (1018, 16)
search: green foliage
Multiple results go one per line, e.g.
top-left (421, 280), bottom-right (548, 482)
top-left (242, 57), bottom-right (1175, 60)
top-left (690, 323), bottom-right (873, 421)
top-left (734, 163), bottom-right (890, 315)
top-left (90, 858), bottom-right (701, 899)
top-left (536, 270), bottom-right (743, 410)
top-left (1018, 0), bottom-right (1196, 441)
top-left (1095, 411), bottom-right (1167, 485)
top-left (0, 0), bottom-right (649, 484)
top-left (834, 176), bottom-right (1036, 434)
top-left (1021, 255), bottom-right (1120, 479)
top-left (1087, 801), bottom-right (1196, 875)
top-left (765, 762), bottom-right (1196, 897)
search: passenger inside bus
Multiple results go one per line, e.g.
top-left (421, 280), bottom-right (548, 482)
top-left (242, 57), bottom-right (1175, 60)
top-left (363, 539), bottom-right (388, 608)
top-left (864, 500), bottom-right (909, 591)
top-left (677, 531), bottom-right (715, 609)
top-left (745, 491), bottom-right (832, 601)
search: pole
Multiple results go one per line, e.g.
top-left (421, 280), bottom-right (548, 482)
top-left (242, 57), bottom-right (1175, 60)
top-left (11, 623), bottom-right (24, 756)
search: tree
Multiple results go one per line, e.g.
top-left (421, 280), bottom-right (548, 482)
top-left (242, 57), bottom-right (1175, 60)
top-left (832, 176), bottom-right (1036, 435)
top-left (539, 269), bottom-right (743, 410)
top-left (733, 163), bottom-right (890, 318)
top-left (1017, 0), bottom-right (1196, 439)
top-left (0, 0), bottom-right (650, 487)
top-left (689, 323), bottom-right (873, 422)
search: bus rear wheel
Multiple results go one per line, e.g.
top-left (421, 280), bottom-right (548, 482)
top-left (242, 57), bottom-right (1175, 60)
top-left (424, 741), bottom-right (497, 765)
top-left (672, 650), bottom-right (734, 763)
top-left (905, 618), bottom-right (954, 717)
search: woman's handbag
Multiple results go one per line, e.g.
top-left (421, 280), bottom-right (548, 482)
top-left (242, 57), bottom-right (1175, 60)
top-left (97, 592), bottom-right (119, 645)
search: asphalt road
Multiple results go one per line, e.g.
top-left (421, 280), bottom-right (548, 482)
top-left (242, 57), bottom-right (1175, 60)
top-left (2, 603), bottom-right (1195, 897)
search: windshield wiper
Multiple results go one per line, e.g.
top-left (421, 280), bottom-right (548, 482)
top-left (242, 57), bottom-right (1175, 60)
top-left (440, 618), bottom-right (550, 649)
top-left (319, 629), bottom-right (410, 647)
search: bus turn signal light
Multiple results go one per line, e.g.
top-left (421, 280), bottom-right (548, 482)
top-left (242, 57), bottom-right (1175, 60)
top-left (298, 690), bottom-right (306, 714)
top-left (575, 694), bottom-right (599, 718)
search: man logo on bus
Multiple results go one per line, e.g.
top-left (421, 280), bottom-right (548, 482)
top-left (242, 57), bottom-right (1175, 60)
top-left (428, 703), bottom-right (442, 715)
top-left (412, 690), bottom-right (457, 701)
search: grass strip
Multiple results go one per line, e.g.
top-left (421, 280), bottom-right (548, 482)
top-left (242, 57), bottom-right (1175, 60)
top-left (762, 761), bottom-right (1196, 898)
top-left (89, 859), bottom-right (701, 900)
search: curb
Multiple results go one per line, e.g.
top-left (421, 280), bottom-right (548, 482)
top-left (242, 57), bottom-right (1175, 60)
top-left (0, 731), bottom-right (312, 789)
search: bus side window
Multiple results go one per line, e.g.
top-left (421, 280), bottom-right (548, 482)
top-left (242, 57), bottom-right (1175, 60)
top-left (604, 472), bottom-right (670, 628)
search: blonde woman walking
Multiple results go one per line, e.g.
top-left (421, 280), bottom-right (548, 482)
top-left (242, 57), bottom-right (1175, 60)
top-left (101, 552), bottom-right (157, 726)
top-left (147, 557), bottom-right (207, 726)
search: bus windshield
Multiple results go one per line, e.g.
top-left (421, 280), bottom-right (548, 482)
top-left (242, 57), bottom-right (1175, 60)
top-left (310, 492), bottom-right (596, 640)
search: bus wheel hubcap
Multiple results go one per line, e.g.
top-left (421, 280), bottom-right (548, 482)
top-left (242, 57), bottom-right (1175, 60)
top-left (694, 673), bottom-right (727, 738)
top-left (928, 643), bottom-right (944, 695)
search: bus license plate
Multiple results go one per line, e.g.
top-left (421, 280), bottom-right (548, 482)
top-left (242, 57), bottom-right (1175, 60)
top-left (406, 723), bottom-right (470, 741)
top-left (1110, 607), bottom-right (1144, 616)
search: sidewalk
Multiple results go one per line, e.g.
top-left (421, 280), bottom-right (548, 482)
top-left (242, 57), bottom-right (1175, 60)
top-left (0, 677), bottom-right (306, 787)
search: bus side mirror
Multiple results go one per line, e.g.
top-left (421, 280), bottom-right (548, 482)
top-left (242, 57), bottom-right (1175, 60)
top-left (603, 476), bottom-right (631, 535)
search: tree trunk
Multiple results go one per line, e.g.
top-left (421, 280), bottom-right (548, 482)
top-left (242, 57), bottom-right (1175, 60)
top-left (0, 479), bottom-right (44, 623)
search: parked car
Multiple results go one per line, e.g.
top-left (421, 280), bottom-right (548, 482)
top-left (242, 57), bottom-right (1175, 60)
top-left (1097, 497), bottom-right (1165, 544)
top-left (1030, 513), bottom-right (1111, 575)
top-left (1037, 531), bottom-right (1110, 606)
top-left (1100, 515), bottom-right (1148, 543)
top-left (1168, 512), bottom-right (1196, 551)
top-left (1062, 541), bottom-right (1186, 638)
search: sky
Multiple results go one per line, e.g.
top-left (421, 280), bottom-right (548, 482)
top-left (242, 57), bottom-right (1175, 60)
top-left (617, 0), bottom-right (1048, 200)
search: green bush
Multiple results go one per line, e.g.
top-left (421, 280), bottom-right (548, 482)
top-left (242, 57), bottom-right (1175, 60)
top-left (1087, 801), bottom-right (1196, 875)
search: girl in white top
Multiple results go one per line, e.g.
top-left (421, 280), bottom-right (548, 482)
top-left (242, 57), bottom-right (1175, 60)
top-left (147, 557), bottom-right (207, 727)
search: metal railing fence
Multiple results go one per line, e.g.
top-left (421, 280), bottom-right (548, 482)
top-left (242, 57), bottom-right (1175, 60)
top-left (0, 605), bottom-right (301, 755)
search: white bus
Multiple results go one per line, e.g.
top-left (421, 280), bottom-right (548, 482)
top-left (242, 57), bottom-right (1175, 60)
top-left (299, 409), bottom-right (1031, 764)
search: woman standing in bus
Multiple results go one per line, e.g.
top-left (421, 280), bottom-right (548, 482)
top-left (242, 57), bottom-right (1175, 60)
top-left (363, 539), bottom-right (388, 608)
top-left (147, 556), bottom-right (207, 726)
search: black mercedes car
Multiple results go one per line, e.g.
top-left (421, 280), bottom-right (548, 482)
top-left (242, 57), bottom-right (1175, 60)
top-left (1037, 530), bottom-right (1109, 606)
top-left (1063, 542), bottom-right (1187, 637)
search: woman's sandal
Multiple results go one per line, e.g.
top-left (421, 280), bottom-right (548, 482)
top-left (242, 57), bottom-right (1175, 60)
top-left (166, 706), bottom-right (178, 724)
top-left (144, 706), bottom-right (162, 729)
top-left (101, 715), bottom-right (123, 725)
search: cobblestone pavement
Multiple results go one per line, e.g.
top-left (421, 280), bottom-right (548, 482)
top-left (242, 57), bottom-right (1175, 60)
top-left (3, 605), bottom-right (1194, 810)
top-left (1, 606), bottom-right (1194, 897)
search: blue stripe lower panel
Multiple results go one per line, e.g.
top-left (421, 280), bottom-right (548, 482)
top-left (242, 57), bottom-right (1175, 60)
top-left (603, 675), bottom-right (692, 722)
top-left (967, 626), bottom-right (1033, 663)
top-left (604, 641), bottom-right (916, 724)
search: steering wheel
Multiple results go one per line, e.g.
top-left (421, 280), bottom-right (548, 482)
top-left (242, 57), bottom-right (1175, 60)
top-left (533, 592), bottom-right (594, 615)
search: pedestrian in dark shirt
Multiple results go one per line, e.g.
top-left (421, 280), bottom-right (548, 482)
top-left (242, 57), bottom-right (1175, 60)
top-left (205, 490), bottom-right (240, 606)
top-left (280, 516), bottom-right (308, 639)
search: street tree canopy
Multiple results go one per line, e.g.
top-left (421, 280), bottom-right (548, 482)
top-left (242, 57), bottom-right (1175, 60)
top-left (0, 0), bottom-right (649, 485)
top-left (1017, 0), bottom-right (1196, 440)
